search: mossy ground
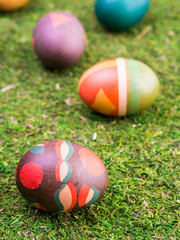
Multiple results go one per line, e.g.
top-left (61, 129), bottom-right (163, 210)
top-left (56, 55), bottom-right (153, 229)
top-left (0, 0), bottom-right (179, 239)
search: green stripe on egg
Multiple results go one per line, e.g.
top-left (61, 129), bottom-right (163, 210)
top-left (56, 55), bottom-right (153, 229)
top-left (64, 141), bottom-right (74, 162)
top-left (126, 59), bottom-right (160, 115)
top-left (54, 185), bottom-right (66, 211)
top-left (127, 59), bottom-right (141, 115)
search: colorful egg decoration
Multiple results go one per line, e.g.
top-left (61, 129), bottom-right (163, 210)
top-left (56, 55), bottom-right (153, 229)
top-left (0, 0), bottom-right (30, 11)
top-left (78, 58), bottom-right (160, 116)
top-left (95, 0), bottom-right (150, 31)
top-left (15, 140), bottom-right (108, 212)
top-left (32, 11), bottom-right (86, 69)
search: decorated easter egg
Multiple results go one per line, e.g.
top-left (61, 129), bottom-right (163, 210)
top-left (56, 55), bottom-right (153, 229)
top-left (95, 0), bottom-right (150, 31)
top-left (15, 140), bottom-right (108, 212)
top-left (32, 11), bottom-right (86, 69)
top-left (0, 0), bottom-right (30, 11)
top-left (78, 58), bottom-right (160, 116)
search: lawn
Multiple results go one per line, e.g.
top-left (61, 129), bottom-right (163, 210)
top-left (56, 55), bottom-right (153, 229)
top-left (0, 0), bottom-right (179, 239)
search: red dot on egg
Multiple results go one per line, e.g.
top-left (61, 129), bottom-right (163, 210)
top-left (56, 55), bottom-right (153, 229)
top-left (19, 162), bottom-right (43, 189)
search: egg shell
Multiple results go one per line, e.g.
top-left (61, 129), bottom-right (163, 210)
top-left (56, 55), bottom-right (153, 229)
top-left (95, 0), bottom-right (150, 31)
top-left (15, 140), bottom-right (108, 212)
top-left (78, 58), bottom-right (160, 116)
top-left (0, 0), bottom-right (29, 11)
top-left (32, 11), bottom-right (86, 69)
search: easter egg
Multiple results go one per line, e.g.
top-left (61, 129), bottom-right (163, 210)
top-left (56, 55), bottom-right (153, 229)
top-left (95, 0), bottom-right (150, 31)
top-left (32, 11), bottom-right (86, 69)
top-left (0, 0), bottom-right (30, 11)
top-left (15, 140), bottom-right (108, 212)
top-left (78, 58), bottom-right (160, 116)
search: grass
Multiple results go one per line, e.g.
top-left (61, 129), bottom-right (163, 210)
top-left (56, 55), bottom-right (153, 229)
top-left (0, 0), bottom-right (179, 239)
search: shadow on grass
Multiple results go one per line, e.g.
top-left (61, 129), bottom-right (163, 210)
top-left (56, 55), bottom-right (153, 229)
top-left (79, 104), bottom-right (159, 125)
top-left (29, 204), bottom-right (98, 225)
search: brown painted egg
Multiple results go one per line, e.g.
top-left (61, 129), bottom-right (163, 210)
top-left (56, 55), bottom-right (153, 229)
top-left (0, 0), bottom-right (30, 11)
top-left (15, 140), bottom-right (108, 212)
top-left (78, 58), bottom-right (160, 116)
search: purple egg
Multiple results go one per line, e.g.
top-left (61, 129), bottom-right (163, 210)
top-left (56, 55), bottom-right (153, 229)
top-left (32, 11), bottom-right (87, 69)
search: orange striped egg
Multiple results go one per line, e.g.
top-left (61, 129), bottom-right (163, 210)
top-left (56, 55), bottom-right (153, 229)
top-left (78, 58), bottom-right (160, 116)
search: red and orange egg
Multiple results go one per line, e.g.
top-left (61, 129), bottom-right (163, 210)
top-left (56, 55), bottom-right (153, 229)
top-left (78, 58), bottom-right (160, 116)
